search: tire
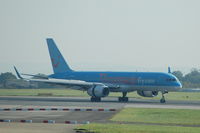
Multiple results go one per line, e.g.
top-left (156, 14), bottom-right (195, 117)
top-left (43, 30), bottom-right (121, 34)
top-left (91, 97), bottom-right (95, 102)
top-left (91, 97), bottom-right (101, 102)
top-left (118, 97), bottom-right (122, 102)
top-left (124, 97), bottom-right (129, 102)
top-left (160, 98), bottom-right (166, 103)
top-left (96, 97), bottom-right (101, 102)
top-left (118, 97), bottom-right (129, 102)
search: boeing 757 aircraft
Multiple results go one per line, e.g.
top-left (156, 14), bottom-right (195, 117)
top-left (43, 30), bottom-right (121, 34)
top-left (14, 38), bottom-right (183, 103)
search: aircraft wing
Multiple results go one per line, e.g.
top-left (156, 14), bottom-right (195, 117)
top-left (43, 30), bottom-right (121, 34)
top-left (29, 78), bottom-right (96, 90)
top-left (30, 78), bottom-right (93, 86)
top-left (14, 66), bottom-right (102, 90)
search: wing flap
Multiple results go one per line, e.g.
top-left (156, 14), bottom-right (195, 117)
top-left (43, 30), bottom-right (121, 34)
top-left (29, 78), bottom-right (93, 87)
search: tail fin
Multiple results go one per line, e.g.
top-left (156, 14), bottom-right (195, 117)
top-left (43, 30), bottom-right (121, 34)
top-left (168, 66), bottom-right (171, 73)
top-left (46, 38), bottom-right (72, 74)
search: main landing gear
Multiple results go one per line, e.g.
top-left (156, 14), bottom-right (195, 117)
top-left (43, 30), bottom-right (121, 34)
top-left (118, 92), bottom-right (129, 102)
top-left (91, 97), bottom-right (101, 102)
top-left (160, 91), bottom-right (168, 103)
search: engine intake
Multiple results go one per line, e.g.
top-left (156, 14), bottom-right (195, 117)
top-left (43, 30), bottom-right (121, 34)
top-left (87, 85), bottom-right (109, 97)
top-left (137, 90), bottom-right (158, 97)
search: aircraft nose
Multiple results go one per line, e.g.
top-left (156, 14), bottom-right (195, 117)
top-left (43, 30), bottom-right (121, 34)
top-left (177, 82), bottom-right (182, 88)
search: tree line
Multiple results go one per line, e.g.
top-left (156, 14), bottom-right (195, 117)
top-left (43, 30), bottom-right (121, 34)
top-left (0, 69), bottom-right (200, 88)
top-left (172, 68), bottom-right (200, 88)
top-left (0, 72), bottom-right (52, 88)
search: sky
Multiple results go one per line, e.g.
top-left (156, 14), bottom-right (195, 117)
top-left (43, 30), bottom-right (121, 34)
top-left (0, 0), bottom-right (200, 75)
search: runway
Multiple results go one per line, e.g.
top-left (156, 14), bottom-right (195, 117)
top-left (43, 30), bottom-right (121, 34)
top-left (0, 96), bottom-right (121, 125)
top-left (0, 123), bottom-right (76, 133)
top-left (0, 96), bottom-right (120, 133)
top-left (0, 96), bottom-right (200, 109)
top-left (0, 96), bottom-right (200, 133)
top-left (1, 96), bottom-right (200, 123)
top-left (0, 111), bottom-right (114, 123)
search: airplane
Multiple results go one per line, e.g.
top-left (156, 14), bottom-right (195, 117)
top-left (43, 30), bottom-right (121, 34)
top-left (14, 38), bottom-right (183, 103)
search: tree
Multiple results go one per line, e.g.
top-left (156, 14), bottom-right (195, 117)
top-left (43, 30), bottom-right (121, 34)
top-left (184, 69), bottom-right (200, 84)
top-left (172, 71), bottom-right (183, 81)
top-left (0, 72), bottom-right (17, 87)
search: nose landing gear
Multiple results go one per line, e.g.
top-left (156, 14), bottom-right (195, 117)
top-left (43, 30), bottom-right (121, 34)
top-left (160, 91), bottom-right (168, 103)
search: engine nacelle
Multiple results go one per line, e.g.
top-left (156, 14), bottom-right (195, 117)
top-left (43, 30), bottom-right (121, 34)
top-left (87, 85), bottom-right (110, 97)
top-left (137, 90), bottom-right (158, 97)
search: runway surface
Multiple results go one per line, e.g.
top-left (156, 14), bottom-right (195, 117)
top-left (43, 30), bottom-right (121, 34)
top-left (0, 123), bottom-right (76, 133)
top-left (1, 96), bottom-right (200, 133)
top-left (0, 96), bottom-right (200, 109)
top-left (0, 96), bottom-right (200, 123)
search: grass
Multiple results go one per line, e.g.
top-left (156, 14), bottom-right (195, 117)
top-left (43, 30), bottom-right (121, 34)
top-left (111, 108), bottom-right (200, 125)
top-left (77, 108), bottom-right (200, 133)
top-left (155, 92), bottom-right (200, 101)
top-left (78, 123), bottom-right (200, 133)
top-left (0, 88), bottom-right (200, 101)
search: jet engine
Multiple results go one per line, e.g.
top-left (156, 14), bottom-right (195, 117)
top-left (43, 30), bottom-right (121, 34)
top-left (137, 90), bottom-right (158, 97)
top-left (87, 85), bottom-right (110, 97)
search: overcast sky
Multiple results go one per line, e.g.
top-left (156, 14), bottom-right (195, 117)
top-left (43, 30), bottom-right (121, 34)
top-left (0, 0), bottom-right (200, 74)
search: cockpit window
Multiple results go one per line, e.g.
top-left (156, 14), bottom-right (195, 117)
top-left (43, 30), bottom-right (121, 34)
top-left (166, 78), bottom-right (176, 82)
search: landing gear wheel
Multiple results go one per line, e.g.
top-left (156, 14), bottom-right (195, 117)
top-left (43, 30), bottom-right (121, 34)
top-left (118, 97), bottom-right (129, 102)
top-left (160, 98), bottom-right (166, 103)
top-left (118, 92), bottom-right (129, 102)
top-left (91, 97), bottom-right (101, 102)
top-left (160, 91), bottom-right (167, 103)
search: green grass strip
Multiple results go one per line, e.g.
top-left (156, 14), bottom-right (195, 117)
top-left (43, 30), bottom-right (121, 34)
top-left (78, 123), bottom-right (200, 133)
top-left (111, 108), bottom-right (200, 125)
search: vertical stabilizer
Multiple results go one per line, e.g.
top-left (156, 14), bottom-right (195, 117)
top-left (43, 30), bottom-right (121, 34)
top-left (168, 66), bottom-right (171, 73)
top-left (46, 38), bottom-right (72, 74)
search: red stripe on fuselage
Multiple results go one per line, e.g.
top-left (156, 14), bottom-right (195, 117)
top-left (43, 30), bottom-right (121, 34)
top-left (99, 74), bottom-right (137, 85)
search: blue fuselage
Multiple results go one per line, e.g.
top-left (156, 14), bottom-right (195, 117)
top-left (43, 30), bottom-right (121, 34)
top-left (49, 71), bottom-right (182, 92)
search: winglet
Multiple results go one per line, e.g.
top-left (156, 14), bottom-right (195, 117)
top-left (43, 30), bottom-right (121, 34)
top-left (168, 66), bottom-right (171, 73)
top-left (14, 66), bottom-right (23, 79)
